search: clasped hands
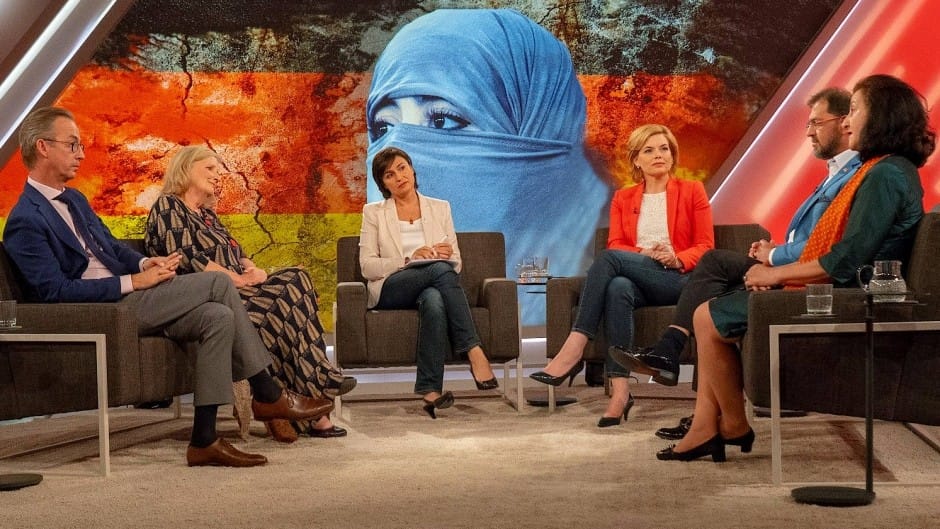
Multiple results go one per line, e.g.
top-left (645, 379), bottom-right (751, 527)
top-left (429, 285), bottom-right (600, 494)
top-left (642, 243), bottom-right (681, 269)
top-left (132, 253), bottom-right (182, 290)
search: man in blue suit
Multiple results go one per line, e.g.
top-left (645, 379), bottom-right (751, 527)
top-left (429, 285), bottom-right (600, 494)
top-left (609, 88), bottom-right (859, 437)
top-left (3, 107), bottom-right (333, 467)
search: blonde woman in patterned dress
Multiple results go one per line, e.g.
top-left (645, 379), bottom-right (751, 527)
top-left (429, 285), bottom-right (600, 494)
top-left (144, 146), bottom-right (355, 441)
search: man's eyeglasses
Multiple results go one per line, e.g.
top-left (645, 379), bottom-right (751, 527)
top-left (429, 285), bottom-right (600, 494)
top-left (805, 116), bottom-right (844, 130)
top-left (41, 138), bottom-right (85, 153)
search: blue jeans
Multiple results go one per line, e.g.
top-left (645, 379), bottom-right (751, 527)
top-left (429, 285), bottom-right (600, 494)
top-left (375, 262), bottom-right (481, 394)
top-left (573, 250), bottom-right (688, 377)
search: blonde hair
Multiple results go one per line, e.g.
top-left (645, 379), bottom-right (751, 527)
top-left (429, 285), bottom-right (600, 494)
top-left (161, 145), bottom-right (221, 197)
top-left (625, 124), bottom-right (679, 183)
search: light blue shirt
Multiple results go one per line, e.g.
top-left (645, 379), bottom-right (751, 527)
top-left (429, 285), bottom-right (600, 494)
top-left (769, 150), bottom-right (861, 266)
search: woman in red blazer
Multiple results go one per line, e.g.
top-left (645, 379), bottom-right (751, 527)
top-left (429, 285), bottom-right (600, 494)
top-left (531, 124), bottom-right (714, 426)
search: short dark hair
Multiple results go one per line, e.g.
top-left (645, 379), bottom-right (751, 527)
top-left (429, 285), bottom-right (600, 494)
top-left (807, 87), bottom-right (851, 117)
top-left (371, 147), bottom-right (417, 199)
top-left (852, 74), bottom-right (935, 167)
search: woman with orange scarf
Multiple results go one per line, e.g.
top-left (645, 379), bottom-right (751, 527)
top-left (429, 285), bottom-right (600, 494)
top-left (656, 74), bottom-right (934, 462)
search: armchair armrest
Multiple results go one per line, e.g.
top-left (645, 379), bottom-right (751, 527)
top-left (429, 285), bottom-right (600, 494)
top-left (335, 281), bottom-right (368, 366)
top-left (546, 276), bottom-right (585, 358)
top-left (741, 287), bottom-right (916, 407)
top-left (480, 278), bottom-right (519, 359)
top-left (13, 300), bottom-right (144, 408)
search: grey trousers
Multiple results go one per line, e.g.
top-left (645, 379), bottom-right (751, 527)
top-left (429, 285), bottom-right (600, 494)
top-left (125, 271), bottom-right (271, 406)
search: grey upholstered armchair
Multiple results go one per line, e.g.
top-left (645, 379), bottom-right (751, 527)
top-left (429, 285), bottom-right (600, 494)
top-left (0, 239), bottom-right (193, 422)
top-left (741, 212), bottom-right (940, 425)
top-left (334, 231), bottom-right (522, 409)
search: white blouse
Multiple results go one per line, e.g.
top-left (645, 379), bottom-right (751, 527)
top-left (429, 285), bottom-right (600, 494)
top-left (399, 219), bottom-right (426, 258)
top-left (635, 192), bottom-right (674, 252)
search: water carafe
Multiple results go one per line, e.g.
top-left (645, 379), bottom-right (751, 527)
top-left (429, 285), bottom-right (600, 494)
top-left (857, 260), bottom-right (907, 302)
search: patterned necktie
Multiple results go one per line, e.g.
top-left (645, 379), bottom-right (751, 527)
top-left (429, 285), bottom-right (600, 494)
top-left (54, 190), bottom-right (124, 274)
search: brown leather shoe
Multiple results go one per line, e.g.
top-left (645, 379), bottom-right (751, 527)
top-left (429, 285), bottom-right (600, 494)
top-left (265, 419), bottom-right (299, 443)
top-left (251, 390), bottom-right (334, 422)
top-left (186, 438), bottom-right (267, 467)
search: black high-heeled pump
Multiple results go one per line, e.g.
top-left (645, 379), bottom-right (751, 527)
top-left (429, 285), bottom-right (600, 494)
top-left (722, 428), bottom-right (755, 453)
top-left (469, 366), bottom-right (499, 390)
top-left (421, 391), bottom-right (455, 419)
top-left (529, 361), bottom-right (584, 387)
top-left (657, 434), bottom-right (726, 462)
top-left (597, 394), bottom-right (635, 428)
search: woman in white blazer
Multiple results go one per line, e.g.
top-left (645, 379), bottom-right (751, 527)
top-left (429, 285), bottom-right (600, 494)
top-left (359, 147), bottom-right (498, 418)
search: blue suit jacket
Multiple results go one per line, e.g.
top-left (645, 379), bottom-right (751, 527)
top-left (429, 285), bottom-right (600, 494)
top-left (2, 184), bottom-right (144, 302)
top-left (773, 154), bottom-right (863, 265)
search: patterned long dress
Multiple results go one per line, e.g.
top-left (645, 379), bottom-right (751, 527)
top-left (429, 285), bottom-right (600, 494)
top-left (144, 194), bottom-right (344, 432)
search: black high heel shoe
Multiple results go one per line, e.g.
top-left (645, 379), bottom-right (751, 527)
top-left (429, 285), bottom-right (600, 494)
top-left (656, 434), bottom-right (726, 462)
top-left (529, 361), bottom-right (584, 387)
top-left (722, 428), bottom-right (755, 453)
top-left (597, 394), bottom-right (635, 428)
top-left (421, 391), bottom-right (455, 419)
top-left (469, 366), bottom-right (499, 390)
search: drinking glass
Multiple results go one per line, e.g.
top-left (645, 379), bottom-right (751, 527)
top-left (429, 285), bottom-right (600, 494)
top-left (533, 256), bottom-right (549, 277)
top-left (805, 284), bottom-right (833, 315)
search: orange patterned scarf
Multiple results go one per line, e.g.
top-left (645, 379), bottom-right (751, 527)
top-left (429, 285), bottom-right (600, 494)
top-left (797, 155), bottom-right (888, 264)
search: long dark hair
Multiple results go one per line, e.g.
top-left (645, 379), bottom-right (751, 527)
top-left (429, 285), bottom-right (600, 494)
top-left (371, 147), bottom-right (418, 199)
top-left (853, 74), bottom-right (935, 167)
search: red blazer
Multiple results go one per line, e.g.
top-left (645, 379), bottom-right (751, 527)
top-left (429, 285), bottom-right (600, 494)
top-left (607, 178), bottom-right (714, 271)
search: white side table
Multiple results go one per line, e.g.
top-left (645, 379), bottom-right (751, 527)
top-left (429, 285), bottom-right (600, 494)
top-left (769, 320), bottom-right (940, 486)
top-left (0, 332), bottom-right (109, 476)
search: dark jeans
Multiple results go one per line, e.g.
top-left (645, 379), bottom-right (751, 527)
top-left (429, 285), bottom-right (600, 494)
top-left (573, 250), bottom-right (688, 377)
top-left (375, 261), bottom-right (481, 394)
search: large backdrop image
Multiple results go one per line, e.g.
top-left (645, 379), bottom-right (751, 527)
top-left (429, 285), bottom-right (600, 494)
top-left (0, 0), bottom-right (841, 326)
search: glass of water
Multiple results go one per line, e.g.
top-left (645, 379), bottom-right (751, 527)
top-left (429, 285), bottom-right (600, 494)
top-left (805, 284), bottom-right (833, 315)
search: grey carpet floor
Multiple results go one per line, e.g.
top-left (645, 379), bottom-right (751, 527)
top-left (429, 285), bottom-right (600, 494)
top-left (1, 383), bottom-right (938, 529)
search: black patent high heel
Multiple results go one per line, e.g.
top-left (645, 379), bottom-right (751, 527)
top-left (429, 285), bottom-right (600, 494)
top-left (469, 366), bottom-right (499, 390)
top-left (656, 434), bottom-right (726, 462)
top-left (722, 428), bottom-right (755, 453)
top-left (529, 360), bottom-right (584, 387)
top-left (421, 391), bottom-right (455, 419)
top-left (597, 394), bottom-right (635, 428)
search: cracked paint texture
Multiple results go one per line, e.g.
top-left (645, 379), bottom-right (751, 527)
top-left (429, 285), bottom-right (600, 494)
top-left (0, 0), bottom-right (842, 328)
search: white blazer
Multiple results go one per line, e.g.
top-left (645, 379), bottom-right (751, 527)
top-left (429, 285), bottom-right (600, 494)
top-left (359, 193), bottom-right (462, 308)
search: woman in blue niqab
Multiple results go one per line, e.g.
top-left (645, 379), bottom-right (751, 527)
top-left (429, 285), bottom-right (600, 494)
top-left (366, 8), bottom-right (611, 324)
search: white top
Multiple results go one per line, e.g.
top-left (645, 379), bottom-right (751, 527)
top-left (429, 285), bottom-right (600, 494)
top-left (399, 218), bottom-right (426, 258)
top-left (636, 192), bottom-right (673, 252)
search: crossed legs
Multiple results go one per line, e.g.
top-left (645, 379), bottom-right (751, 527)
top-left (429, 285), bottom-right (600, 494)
top-left (675, 302), bottom-right (751, 453)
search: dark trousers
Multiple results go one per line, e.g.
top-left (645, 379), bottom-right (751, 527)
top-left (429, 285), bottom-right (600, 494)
top-left (375, 262), bottom-right (481, 394)
top-left (671, 249), bottom-right (758, 332)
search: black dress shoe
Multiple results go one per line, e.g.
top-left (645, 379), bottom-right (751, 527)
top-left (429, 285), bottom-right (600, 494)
top-left (655, 415), bottom-right (693, 440)
top-left (135, 398), bottom-right (174, 409)
top-left (656, 434), bottom-right (726, 462)
top-left (722, 427), bottom-right (755, 453)
top-left (307, 425), bottom-right (348, 438)
top-left (597, 394), bottom-right (635, 428)
top-left (608, 346), bottom-right (679, 386)
top-left (529, 361), bottom-right (584, 387)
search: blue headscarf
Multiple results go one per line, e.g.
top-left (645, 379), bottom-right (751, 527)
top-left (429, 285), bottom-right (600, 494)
top-left (366, 8), bottom-right (611, 324)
